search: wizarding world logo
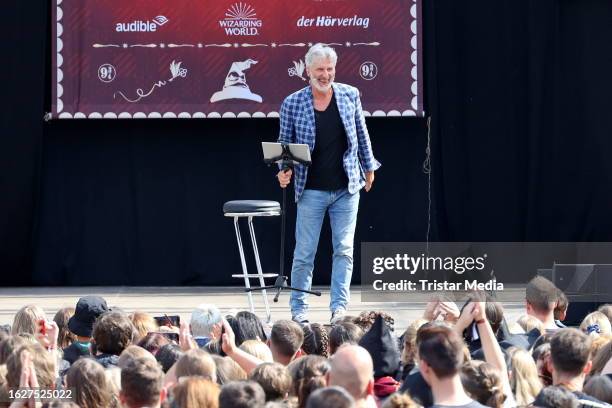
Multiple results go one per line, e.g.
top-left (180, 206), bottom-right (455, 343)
top-left (115, 15), bottom-right (169, 33)
top-left (219, 3), bottom-right (263, 36)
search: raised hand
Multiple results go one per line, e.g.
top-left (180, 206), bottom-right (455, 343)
top-left (35, 320), bottom-right (58, 350)
top-left (221, 319), bottom-right (237, 356)
top-left (11, 350), bottom-right (39, 408)
top-left (179, 322), bottom-right (197, 351)
top-left (423, 298), bottom-right (440, 321)
top-left (454, 302), bottom-right (477, 334)
top-left (438, 301), bottom-right (461, 323)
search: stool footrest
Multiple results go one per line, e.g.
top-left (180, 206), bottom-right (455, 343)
top-left (231, 273), bottom-right (279, 278)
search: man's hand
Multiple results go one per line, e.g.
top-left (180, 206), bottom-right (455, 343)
top-left (277, 169), bottom-right (292, 189)
top-left (365, 171), bottom-right (375, 192)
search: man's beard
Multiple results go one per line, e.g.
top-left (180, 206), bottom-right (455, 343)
top-left (310, 75), bottom-right (334, 93)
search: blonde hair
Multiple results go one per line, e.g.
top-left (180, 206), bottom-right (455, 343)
top-left (129, 311), bottom-right (157, 344)
top-left (401, 319), bottom-right (428, 366)
top-left (516, 314), bottom-right (544, 336)
top-left (461, 360), bottom-right (505, 408)
top-left (6, 343), bottom-right (56, 389)
top-left (211, 355), bottom-right (247, 385)
top-left (11, 305), bottom-right (46, 335)
top-left (382, 392), bottom-right (421, 408)
top-left (580, 311), bottom-right (612, 338)
top-left (507, 321), bottom-right (525, 335)
top-left (172, 377), bottom-right (220, 408)
top-left (175, 349), bottom-right (217, 383)
top-left (590, 341), bottom-right (612, 376)
top-left (598, 304), bottom-right (612, 323)
top-left (240, 339), bottom-right (273, 362)
top-left (0, 336), bottom-right (30, 365)
top-left (590, 334), bottom-right (612, 357)
top-left (509, 347), bottom-right (542, 406)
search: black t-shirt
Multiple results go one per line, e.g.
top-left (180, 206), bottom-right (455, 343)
top-left (399, 370), bottom-right (433, 407)
top-left (305, 92), bottom-right (349, 191)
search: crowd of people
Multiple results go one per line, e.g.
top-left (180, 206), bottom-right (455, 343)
top-left (0, 276), bottom-right (611, 408)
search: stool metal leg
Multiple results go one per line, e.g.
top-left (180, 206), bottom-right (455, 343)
top-left (248, 216), bottom-right (272, 322)
top-left (233, 217), bottom-right (255, 313)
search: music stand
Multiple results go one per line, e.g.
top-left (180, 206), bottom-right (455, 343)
top-left (248, 143), bottom-right (322, 302)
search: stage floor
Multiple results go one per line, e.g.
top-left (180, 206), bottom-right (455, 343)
top-left (0, 286), bottom-right (526, 334)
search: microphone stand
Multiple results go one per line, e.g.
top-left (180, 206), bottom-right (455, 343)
top-left (249, 145), bottom-right (321, 302)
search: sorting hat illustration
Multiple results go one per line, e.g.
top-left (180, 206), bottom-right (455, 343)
top-left (210, 59), bottom-right (263, 103)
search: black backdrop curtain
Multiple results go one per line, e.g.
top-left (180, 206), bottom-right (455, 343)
top-left (426, 0), bottom-right (612, 242)
top-left (0, 1), bottom-right (45, 284)
top-left (1, 1), bottom-right (611, 285)
top-left (33, 118), bottom-right (427, 285)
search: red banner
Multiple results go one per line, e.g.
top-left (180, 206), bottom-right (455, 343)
top-left (52, 0), bottom-right (423, 119)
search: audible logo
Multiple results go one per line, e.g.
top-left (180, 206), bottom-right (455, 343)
top-left (116, 15), bottom-right (169, 33)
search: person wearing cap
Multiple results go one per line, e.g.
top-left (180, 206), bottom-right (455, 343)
top-left (277, 43), bottom-right (381, 325)
top-left (63, 295), bottom-right (109, 364)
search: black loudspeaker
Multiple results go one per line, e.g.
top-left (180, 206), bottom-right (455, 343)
top-left (597, 264), bottom-right (612, 290)
top-left (551, 264), bottom-right (612, 300)
top-left (565, 302), bottom-right (603, 327)
top-left (552, 264), bottom-right (597, 295)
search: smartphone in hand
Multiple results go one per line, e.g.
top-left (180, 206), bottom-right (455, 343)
top-left (148, 331), bottom-right (179, 343)
top-left (154, 315), bottom-right (180, 327)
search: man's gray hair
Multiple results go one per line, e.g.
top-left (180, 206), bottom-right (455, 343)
top-left (190, 304), bottom-right (221, 337)
top-left (305, 43), bottom-right (338, 68)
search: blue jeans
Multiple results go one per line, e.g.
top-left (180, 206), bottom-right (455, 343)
top-left (290, 188), bottom-right (360, 319)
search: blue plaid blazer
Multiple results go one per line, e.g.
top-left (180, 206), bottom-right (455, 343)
top-left (278, 82), bottom-right (381, 202)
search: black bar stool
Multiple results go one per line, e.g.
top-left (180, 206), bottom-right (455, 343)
top-left (223, 200), bottom-right (281, 321)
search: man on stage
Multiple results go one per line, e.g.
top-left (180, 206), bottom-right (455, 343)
top-left (277, 43), bottom-right (381, 324)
